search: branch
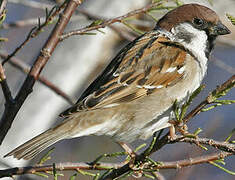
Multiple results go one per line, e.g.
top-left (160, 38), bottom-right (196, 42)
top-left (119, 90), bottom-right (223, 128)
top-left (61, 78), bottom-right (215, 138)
top-left (183, 74), bottom-right (235, 123)
top-left (152, 152), bottom-right (231, 169)
top-left (0, 162), bottom-right (125, 178)
top-left (60, 2), bottom-right (163, 40)
top-left (0, 51), bottom-right (74, 105)
top-left (100, 134), bottom-right (235, 180)
top-left (0, 152), bottom-right (232, 178)
top-left (0, 0), bottom-right (83, 145)
top-left (2, 0), bottom-right (68, 65)
top-left (0, 63), bottom-right (13, 103)
top-left (171, 135), bottom-right (235, 154)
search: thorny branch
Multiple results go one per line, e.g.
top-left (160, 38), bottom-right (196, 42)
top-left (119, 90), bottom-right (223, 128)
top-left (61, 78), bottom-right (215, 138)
top-left (0, 136), bottom-right (234, 178)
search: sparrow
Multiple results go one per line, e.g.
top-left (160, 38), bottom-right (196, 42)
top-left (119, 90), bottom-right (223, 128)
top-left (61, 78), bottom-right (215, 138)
top-left (5, 3), bottom-right (230, 160)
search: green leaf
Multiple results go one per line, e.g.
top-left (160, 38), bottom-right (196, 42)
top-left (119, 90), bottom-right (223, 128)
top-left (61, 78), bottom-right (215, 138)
top-left (89, 20), bottom-right (104, 27)
top-left (122, 20), bottom-right (144, 35)
top-left (0, 10), bottom-right (6, 25)
top-left (134, 143), bottom-right (147, 152)
top-left (180, 85), bottom-right (205, 121)
top-left (93, 173), bottom-right (100, 180)
top-left (225, 128), bottom-right (235, 142)
top-left (77, 169), bottom-right (96, 177)
top-left (201, 104), bottom-right (222, 112)
top-left (173, 100), bottom-right (180, 121)
top-left (92, 151), bottom-right (126, 165)
top-left (214, 159), bottom-right (226, 165)
top-left (34, 172), bottom-right (49, 178)
top-left (146, 12), bottom-right (159, 22)
top-left (143, 173), bottom-right (155, 179)
top-left (70, 173), bottom-right (77, 180)
top-left (144, 136), bottom-right (157, 156)
top-left (210, 161), bottom-right (235, 175)
top-left (193, 128), bottom-right (203, 136)
top-left (226, 14), bottom-right (235, 25)
top-left (214, 100), bottom-right (235, 105)
top-left (38, 147), bottom-right (55, 165)
top-left (174, 0), bottom-right (184, 6)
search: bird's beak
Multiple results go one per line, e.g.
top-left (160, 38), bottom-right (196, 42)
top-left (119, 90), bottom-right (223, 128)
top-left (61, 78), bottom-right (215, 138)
top-left (210, 21), bottom-right (231, 36)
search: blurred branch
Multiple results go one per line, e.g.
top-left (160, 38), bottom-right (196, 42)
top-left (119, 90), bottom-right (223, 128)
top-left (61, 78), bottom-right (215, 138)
top-left (211, 56), bottom-right (235, 74)
top-left (0, 0), bottom-right (83, 145)
top-left (0, 51), bottom-right (74, 105)
top-left (0, 63), bottom-right (13, 103)
top-left (60, 1), bottom-right (163, 40)
top-left (9, 0), bottom-right (52, 10)
top-left (2, 0), bottom-right (68, 65)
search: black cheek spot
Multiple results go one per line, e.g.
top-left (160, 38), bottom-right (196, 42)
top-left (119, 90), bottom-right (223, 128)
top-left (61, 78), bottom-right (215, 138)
top-left (176, 31), bottom-right (194, 44)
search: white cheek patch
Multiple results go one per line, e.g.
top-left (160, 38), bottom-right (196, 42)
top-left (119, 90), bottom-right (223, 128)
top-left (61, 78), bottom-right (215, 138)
top-left (171, 23), bottom-right (208, 79)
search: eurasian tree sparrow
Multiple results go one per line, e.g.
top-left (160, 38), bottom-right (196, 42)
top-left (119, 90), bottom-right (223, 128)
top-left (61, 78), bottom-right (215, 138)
top-left (5, 3), bottom-right (230, 160)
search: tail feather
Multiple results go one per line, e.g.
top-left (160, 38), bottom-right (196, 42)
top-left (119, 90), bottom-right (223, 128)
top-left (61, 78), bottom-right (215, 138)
top-left (4, 128), bottom-right (68, 160)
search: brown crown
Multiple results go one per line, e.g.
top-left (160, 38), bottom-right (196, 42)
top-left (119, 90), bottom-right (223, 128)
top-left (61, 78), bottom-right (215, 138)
top-left (156, 4), bottom-right (219, 31)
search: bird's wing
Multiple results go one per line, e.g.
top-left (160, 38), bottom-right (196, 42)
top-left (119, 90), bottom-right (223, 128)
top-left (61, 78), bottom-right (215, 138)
top-left (60, 32), bottom-right (187, 117)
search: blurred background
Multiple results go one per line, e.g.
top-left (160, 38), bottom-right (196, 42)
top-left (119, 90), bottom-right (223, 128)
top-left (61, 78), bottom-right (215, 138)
top-left (0, 0), bottom-right (234, 179)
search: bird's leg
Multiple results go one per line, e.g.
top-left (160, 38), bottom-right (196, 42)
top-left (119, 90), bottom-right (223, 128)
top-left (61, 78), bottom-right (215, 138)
top-left (117, 141), bottom-right (136, 158)
top-left (169, 120), bottom-right (191, 138)
top-left (173, 121), bottom-right (198, 138)
top-left (117, 141), bottom-right (137, 168)
top-left (168, 120), bottom-right (178, 140)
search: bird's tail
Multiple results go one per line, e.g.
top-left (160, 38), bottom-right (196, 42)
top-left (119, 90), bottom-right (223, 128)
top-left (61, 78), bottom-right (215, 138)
top-left (4, 125), bottom-right (69, 160)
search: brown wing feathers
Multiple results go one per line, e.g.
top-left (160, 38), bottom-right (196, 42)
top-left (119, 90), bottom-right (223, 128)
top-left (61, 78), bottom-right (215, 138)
top-left (61, 32), bottom-right (186, 116)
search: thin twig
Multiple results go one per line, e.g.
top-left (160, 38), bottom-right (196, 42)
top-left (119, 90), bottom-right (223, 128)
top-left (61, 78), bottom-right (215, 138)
top-left (60, 2), bottom-right (163, 40)
top-left (152, 152), bottom-right (231, 169)
top-left (9, 0), bottom-right (52, 10)
top-left (78, 9), bottom-right (137, 41)
top-left (0, 0), bottom-right (84, 145)
top-left (0, 63), bottom-right (13, 102)
top-left (2, 0), bottom-right (68, 65)
top-left (183, 75), bottom-right (235, 123)
top-left (171, 135), bottom-right (235, 154)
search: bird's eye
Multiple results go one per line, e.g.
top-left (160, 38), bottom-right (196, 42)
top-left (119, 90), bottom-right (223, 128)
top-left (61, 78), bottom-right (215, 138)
top-left (193, 18), bottom-right (204, 27)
